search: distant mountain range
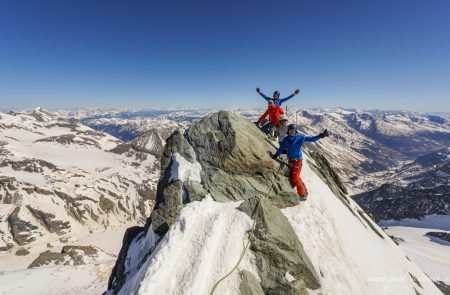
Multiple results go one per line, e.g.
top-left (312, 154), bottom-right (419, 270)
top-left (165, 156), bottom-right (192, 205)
top-left (0, 109), bottom-right (161, 258)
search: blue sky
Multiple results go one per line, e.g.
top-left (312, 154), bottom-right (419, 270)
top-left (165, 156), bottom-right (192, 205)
top-left (0, 0), bottom-right (449, 111)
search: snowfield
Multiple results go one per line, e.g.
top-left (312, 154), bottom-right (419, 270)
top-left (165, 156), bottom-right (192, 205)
top-left (115, 196), bottom-right (258, 295)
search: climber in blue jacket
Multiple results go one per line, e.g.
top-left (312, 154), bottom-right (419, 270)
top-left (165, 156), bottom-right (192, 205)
top-left (272, 124), bottom-right (329, 200)
top-left (256, 88), bottom-right (300, 106)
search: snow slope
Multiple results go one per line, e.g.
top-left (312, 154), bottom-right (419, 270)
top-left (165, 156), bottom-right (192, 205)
top-left (115, 196), bottom-right (258, 295)
top-left (283, 155), bottom-right (442, 294)
top-left (384, 226), bottom-right (450, 284)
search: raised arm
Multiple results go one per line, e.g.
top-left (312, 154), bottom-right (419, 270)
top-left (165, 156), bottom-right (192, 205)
top-left (256, 88), bottom-right (271, 101)
top-left (279, 89), bottom-right (300, 104)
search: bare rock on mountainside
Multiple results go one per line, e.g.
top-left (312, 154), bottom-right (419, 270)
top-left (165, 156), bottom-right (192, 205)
top-left (110, 129), bottom-right (164, 159)
top-left (29, 245), bottom-right (115, 268)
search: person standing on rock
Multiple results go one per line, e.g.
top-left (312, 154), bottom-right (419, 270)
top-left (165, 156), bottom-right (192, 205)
top-left (256, 88), bottom-right (300, 106)
top-left (272, 124), bottom-right (329, 201)
top-left (256, 100), bottom-right (285, 140)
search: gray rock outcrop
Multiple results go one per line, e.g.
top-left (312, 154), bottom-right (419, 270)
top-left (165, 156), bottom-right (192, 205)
top-left (109, 111), bottom-right (329, 294)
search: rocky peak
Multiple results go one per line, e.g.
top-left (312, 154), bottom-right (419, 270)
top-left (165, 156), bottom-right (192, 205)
top-left (107, 111), bottom-right (441, 295)
top-left (109, 111), bottom-right (330, 294)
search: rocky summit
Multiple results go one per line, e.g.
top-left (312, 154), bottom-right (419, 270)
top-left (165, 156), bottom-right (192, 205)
top-left (107, 111), bottom-right (442, 295)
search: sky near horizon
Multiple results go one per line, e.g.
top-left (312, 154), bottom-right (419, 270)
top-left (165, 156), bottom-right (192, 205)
top-left (0, 0), bottom-right (449, 112)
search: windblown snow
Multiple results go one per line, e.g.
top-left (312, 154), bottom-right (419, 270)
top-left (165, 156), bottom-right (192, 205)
top-left (114, 196), bottom-right (257, 295)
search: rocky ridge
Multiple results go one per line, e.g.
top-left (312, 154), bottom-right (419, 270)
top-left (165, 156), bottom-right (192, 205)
top-left (106, 111), bottom-right (441, 295)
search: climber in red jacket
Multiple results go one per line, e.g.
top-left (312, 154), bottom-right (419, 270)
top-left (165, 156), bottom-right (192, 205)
top-left (256, 99), bottom-right (285, 126)
top-left (256, 100), bottom-right (286, 140)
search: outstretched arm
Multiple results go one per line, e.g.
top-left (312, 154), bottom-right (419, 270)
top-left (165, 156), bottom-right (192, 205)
top-left (303, 135), bottom-right (321, 143)
top-left (279, 89), bottom-right (300, 104)
top-left (304, 129), bottom-right (329, 143)
top-left (258, 92), bottom-right (271, 101)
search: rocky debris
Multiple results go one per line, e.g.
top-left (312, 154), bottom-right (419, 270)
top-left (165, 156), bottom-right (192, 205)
top-left (28, 245), bottom-right (112, 268)
top-left (239, 197), bottom-right (320, 293)
top-left (7, 207), bottom-right (39, 246)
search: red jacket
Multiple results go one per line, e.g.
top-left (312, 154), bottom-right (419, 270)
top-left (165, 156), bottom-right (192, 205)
top-left (257, 105), bottom-right (285, 126)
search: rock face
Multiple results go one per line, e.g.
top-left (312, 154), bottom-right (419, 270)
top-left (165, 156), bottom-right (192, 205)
top-left (110, 129), bottom-right (165, 159)
top-left (238, 197), bottom-right (320, 293)
top-left (109, 111), bottom-right (322, 294)
top-left (148, 112), bottom-right (301, 236)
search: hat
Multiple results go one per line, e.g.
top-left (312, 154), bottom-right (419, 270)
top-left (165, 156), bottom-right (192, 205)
top-left (273, 91), bottom-right (280, 98)
top-left (287, 124), bottom-right (298, 134)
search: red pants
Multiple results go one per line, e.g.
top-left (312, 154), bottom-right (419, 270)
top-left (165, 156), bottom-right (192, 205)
top-left (290, 160), bottom-right (306, 197)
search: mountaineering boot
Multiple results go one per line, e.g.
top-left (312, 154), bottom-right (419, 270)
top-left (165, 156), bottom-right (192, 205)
top-left (299, 182), bottom-right (308, 201)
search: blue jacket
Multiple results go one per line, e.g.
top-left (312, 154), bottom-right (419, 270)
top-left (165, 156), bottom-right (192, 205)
top-left (259, 92), bottom-right (295, 106)
top-left (275, 133), bottom-right (320, 160)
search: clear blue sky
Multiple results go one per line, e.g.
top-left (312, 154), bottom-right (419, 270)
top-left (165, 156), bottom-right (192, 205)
top-left (0, 0), bottom-right (449, 111)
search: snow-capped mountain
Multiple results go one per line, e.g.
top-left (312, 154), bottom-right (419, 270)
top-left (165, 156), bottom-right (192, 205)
top-left (106, 111), bottom-right (442, 295)
top-left (78, 109), bottom-right (212, 142)
top-left (285, 108), bottom-right (450, 192)
top-left (0, 109), bottom-right (160, 266)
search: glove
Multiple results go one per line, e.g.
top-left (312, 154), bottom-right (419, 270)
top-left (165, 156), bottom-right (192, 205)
top-left (256, 87), bottom-right (260, 93)
top-left (294, 89), bottom-right (300, 95)
top-left (319, 129), bottom-right (329, 138)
